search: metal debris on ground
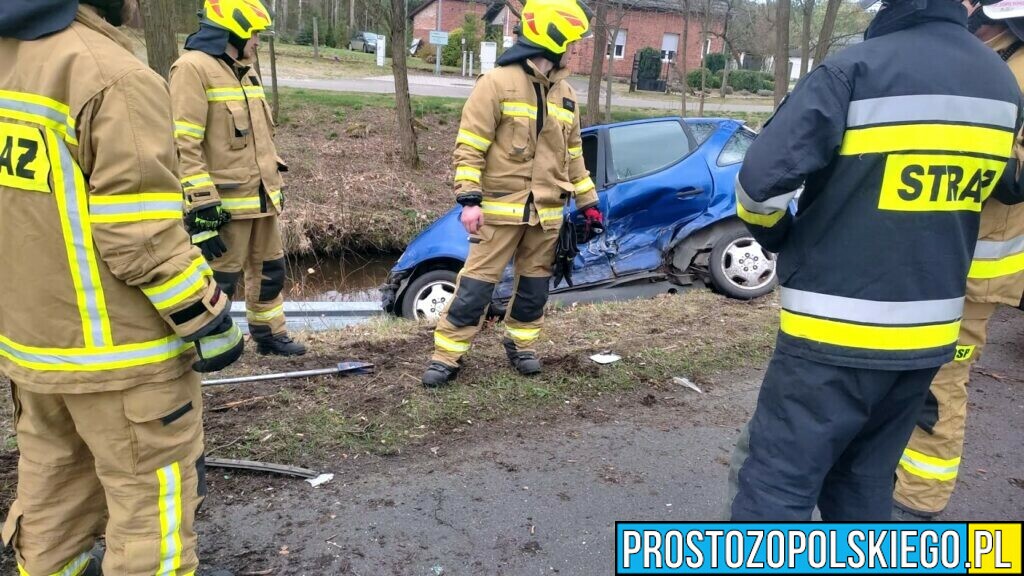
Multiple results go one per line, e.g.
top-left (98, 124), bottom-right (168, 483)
top-left (205, 458), bottom-right (319, 479)
top-left (201, 361), bottom-right (375, 387)
top-left (589, 352), bottom-right (621, 365)
top-left (432, 566), bottom-right (445, 576)
top-left (306, 473), bottom-right (335, 488)
top-left (673, 377), bottom-right (704, 394)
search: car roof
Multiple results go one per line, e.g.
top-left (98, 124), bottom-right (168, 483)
top-left (580, 116), bottom-right (740, 136)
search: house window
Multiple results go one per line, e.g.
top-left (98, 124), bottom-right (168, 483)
top-left (607, 29), bottom-right (627, 59)
top-left (661, 33), bottom-right (679, 62)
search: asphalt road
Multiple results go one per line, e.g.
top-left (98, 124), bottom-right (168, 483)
top-left (197, 308), bottom-right (1024, 575)
top-left (277, 74), bottom-right (776, 114)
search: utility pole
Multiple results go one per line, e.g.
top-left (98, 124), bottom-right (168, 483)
top-left (435, 0), bottom-right (443, 75)
top-left (313, 16), bottom-right (320, 58)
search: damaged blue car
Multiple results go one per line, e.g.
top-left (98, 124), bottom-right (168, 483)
top-left (382, 116), bottom-right (776, 320)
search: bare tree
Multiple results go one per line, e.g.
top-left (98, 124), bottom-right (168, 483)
top-left (679, 0), bottom-right (690, 116)
top-left (141, 0), bottom-right (179, 78)
top-left (602, 0), bottom-right (645, 122)
top-left (799, 0), bottom-right (815, 76)
top-left (814, 0), bottom-right (841, 66)
top-left (697, 0), bottom-right (711, 115)
top-left (369, 0), bottom-right (420, 167)
top-left (773, 0), bottom-right (791, 105)
top-left (586, 0), bottom-right (609, 126)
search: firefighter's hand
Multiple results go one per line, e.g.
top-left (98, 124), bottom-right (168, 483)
top-left (461, 205), bottom-right (484, 235)
top-left (192, 314), bottom-right (244, 373)
top-left (192, 230), bottom-right (229, 261)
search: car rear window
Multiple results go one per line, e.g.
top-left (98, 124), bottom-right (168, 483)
top-left (687, 121), bottom-right (719, 146)
top-left (717, 127), bottom-right (756, 166)
top-left (608, 121), bottom-right (691, 181)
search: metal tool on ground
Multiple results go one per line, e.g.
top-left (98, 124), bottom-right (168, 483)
top-left (205, 458), bottom-right (319, 479)
top-left (201, 361), bottom-right (375, 387)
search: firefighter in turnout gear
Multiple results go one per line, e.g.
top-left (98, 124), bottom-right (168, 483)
top-left (894, 0), bottom-right (1024, 519)
top-left (421, 0), bottom-right (600, 387)
top-left (171, 0), bottom-right (307, 356)
top-left (0, 0), bottom-right (245, 574)
top-left (728, 0), bottom-right (1021, 520)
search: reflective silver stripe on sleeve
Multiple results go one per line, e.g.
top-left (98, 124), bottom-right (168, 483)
top-left (847, 95), bottom-right (1018, 129)
top-left (780, 288), bottom-right (964, 325)
top-left (973, 235), bottom-right (1024, 260)
top-left (734, 175), bottom-right (798, 215)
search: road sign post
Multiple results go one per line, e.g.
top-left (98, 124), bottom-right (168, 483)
top-left (429, 30), bottom-right (450, 76)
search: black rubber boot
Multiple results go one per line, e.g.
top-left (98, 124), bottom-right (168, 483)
top-left (891, 502), bottom-right (937, 521)
top-left (253, 332), bottom-right (307, 357)
top-left (503, 339), bottom-right (542, 376)
top-left (422, 361), bottom-right (459, 388)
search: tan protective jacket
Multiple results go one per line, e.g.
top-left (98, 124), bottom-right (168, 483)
top-left (169, 50), bottom-right (284, 219)
top-left (454, 61), bottom-right (598, 231)
top-left (967, 31), bottom-right (1024, 306)
top-left (0, 7), bottom-right (226, 393)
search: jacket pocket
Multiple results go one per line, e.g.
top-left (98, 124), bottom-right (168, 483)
top-left (225, 100), bottom-right (251, 150)
top-left (123, 379), bottom-right (201, 474)
top-left (210, 166), bottom-right (252, 190)
top-left (508, 116), bottom-right (532, 161)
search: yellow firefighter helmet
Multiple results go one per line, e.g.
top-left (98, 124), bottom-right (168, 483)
top-left (520, 0), bottom-right (593, 55)
top-left (202, 0), bottom-right (273, 39)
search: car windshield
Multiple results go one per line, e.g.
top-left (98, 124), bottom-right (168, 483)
top-left (365, 33), bottom-right (377, 41)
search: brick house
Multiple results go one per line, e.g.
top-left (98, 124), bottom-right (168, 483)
top-left (409, 0), bottom-right (725, 78)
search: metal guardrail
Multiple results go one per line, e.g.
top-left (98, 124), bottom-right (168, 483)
top-left (230, 301), bottom-right (383, 334)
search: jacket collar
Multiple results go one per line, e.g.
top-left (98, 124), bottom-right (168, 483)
top-left (74, 4), bottom-right (134, 52)
top-left (987, 28), bottom-right (1017, 53)
top-left (522, 59), bottom-right (571, 87)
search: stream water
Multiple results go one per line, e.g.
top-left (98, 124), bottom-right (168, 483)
top-left (283, 252), bottom-right (398, 301)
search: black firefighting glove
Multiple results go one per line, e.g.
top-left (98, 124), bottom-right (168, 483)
top-left (192, 313), bottom-right (244, 373)
top-left (186, 205), bottom-right (232, 261)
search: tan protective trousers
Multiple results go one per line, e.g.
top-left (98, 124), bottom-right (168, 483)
top-left (894, 300), bottom-right (998, 516)
top-left (213, 214), bottom-right (288, 337)
top-left (3, 372), bottom-right (205, 576)
top-left (432, 220), bottom-right (560, 367)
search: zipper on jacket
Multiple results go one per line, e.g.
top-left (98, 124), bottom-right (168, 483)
top-left (533, 82), bottom-right (545, 138)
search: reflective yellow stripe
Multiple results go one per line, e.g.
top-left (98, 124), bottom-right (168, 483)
top-left (899, 448), bottom-right (960, 481)
top-left (17, 551), bottom-right (92, 576)
top-left (435, 332), bottom-right (470, 353)
top-left (954, 345), bottom-right (975, 362)
top-left (206, 87), bottom-right (246, 102)
top-left (181, 173), bottom-right (213, 192)
top-left (142, 258), bottom-right (213, 311)
top-left (548, 103), bottom-right (575, 125)
top-left (780, 310), bottom-right (961, 351)
top-left (456, 129), bottom-right (492, 152)
top-left (267, 189), bottom-right (283, 209)
top-left (174, 121), bottom-right (205, 139)
top-left (243, 85), bottom-right (266, 99)
top-left (198, 324), bottom-right (243, 356)
top-left (736, 201), bottom-right (785, 228)
top-left (221, 195), bottom-right (263, 212)
top-left (501, 101), bottom-right (538, 119)
top-left (47, 130), bottom-right (112, 348)
top-left (89, 192), bottom-right (184, 224)
top-left (247, 304), bottom-right (285, 323)
top-left (539, 207), bottom-right (563, 223)
top-left (839, 124), bottom-right (1014, 157)
top-left (0, 334), bottom-right (190, 372)
top-left (0, 89), bottom-right (78, 146)
top-left (969, 252), bottom-right (1024, 279)
top-left (506, 326), bottom-right (541, 343)
top-left (191, 230), bottom-right (218, 244)
top-left (455, 166), bottom-right (482, 183)
top-left (157, 462), bottom-right (184, 576)
top-left (480, 200), bottom-right (525, 218)
top-left (574, 177), bottom-right (595, 194)
top-left (568, 146), bottom-right (583, 159)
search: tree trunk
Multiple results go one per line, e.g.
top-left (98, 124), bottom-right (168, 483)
top-left (141, 0), bottom-right (178, 79)
top-left (698, 0), bottom-right (711, 115)
top-left (349, 0), bottom-right (356, 36)
top-left (604, 23), bottom-right (619, 123)
top-left (390, 0), bottom-right (420, 168)
top-left (814, 0), bottom-right (842, 65)
top-left (773, 0), bottom-right (791, 106)
top-left (719, 2), bottom-right (733, 100)
top-left (800, 0), bottom-right (814, 77)
top-left (680, 0), bottom-right (689, 117)
top-left (586, 0), bottom-right (608, 127)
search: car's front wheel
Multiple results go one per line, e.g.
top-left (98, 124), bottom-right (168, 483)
top-left (709, 227), bottom-right (777, 300)
top-left (401, 269), bottom-right (458, 321)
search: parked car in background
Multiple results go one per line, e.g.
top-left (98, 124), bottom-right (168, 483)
top-left (349, 31), bottom-right (378, 53)
top-left (382, 117), bottom-right (775, 321)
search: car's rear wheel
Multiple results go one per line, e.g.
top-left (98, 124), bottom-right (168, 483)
top-left (709, 227), bottom-right (777, 299)
top-left (401, 270), bottom-right (458, 321)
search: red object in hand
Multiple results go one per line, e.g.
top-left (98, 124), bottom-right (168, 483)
top-left (583, 207), bottom-right (603, 223)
